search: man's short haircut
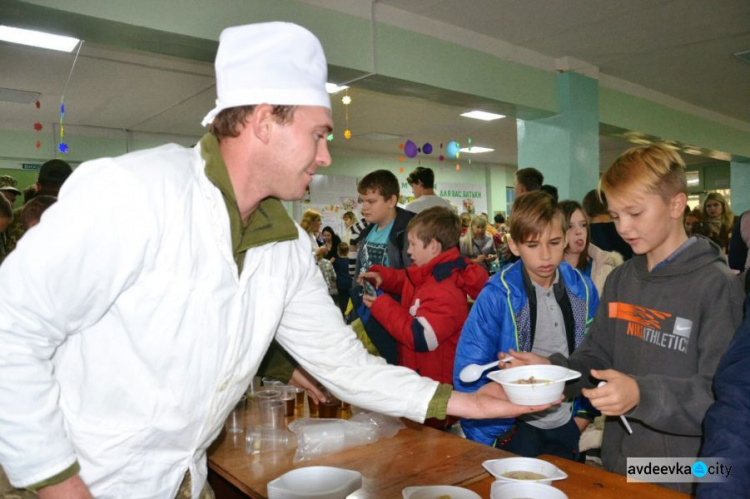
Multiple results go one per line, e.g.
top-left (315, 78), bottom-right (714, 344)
top-left (600, 144), bottom-right (686, 202)
top-left (209, 105), bottom-right (296, 141)
top-left (406, 206), bottom-right (461, 250)
top-left (407, 167), bottom-right (435, 189)
top-left (509, 191), bottom-right (566, 244)
top-left (21, 195), bottom-right (57, 230)
top-left (357, 169), bottom-right (400, 200)
top-left (0, 193), bottom-right (12, 219)
top-left (515, 167), bottom-right (544, 192)
top-left (38, 159), bottom-right (72, 187)
top-left (540, 184), bottom-right (558, 203)
top-left (582, 189), bottom-right (608, 218)
top-left (493, 213), bottom-right (506, 225)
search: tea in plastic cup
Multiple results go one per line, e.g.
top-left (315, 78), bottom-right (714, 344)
top-left (319, 397), bottom-right (339, 419)
top-left (307, 392), bottom-right (319, 418)
top-left (281, 385), bottom-right (296, 417)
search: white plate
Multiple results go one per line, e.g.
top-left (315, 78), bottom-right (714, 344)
top-left (267, 466), bottom-right (362, 499)
top-left (402, 485), bottom-right (482, 499)
top-left (483, 457), bottom-right (567, 484)
top-left (490, 480), bottom-right (568, 499)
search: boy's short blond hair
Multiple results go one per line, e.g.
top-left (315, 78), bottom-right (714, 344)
top-left (509, 192), bottom-right (565, 244)
top-left (600, 144), bottom-right (686, 202)
top-left (406, 206), bottom-right (461, 250)
top-left (337, 241), bottom-right (349, 256)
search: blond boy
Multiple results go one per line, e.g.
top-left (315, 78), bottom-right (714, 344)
top-left (509, 145), bottom-right (744, 493)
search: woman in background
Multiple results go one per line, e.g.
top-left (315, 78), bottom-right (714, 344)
top-left (560, 200), bottom-right (623, 295)
top-left (300, 209), bottom-right (327, 259)
top-left (321, 225), bottom-right (342, 261)
top-left (702, 192), bottom-right (734, 252)
top-left (459, 215), bottom-right (496, 272)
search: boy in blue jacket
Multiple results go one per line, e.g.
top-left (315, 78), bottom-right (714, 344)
top-left (454, 191), bottom-right (599, 460)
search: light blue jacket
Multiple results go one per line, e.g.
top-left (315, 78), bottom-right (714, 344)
top-left (453, 260), bottom-right (599, 446)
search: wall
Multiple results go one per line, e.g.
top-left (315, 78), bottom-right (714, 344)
top-left (0, 127), bottom-right (515, 213)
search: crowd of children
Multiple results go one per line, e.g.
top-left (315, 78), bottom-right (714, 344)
top-left (292, 148), bottom-right (748, 495)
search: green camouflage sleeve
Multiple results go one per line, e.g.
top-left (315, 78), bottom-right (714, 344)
top-left (4, 208), bottom-right (25, 254)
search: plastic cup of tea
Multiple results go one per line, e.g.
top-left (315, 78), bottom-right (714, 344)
top-left (307, 392), bottom-right (319, 418)
top-left (225, 395), bottom-right (247, 434)
top-left (281, 385), bottom-right (296, 417)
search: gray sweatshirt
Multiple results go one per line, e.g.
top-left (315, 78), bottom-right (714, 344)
top-left (550, 237), bottom-right (744, 493)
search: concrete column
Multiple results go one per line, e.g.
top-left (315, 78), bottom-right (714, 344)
top-left (517, 72), bottom-right (600, 202)
top-left (730, 156), bottom-right (750, 214)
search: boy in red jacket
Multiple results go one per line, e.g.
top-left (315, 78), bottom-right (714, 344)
top-left (361, 206), bottom-right (489, 428)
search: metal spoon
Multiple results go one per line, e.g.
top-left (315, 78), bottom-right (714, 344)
top-left (459, 357), bottom-right (513, 383)
top-left (597, 381), bottom-right (633, 434)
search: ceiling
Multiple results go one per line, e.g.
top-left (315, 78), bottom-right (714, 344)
top-left (1, 0), bottom-right (748, 169)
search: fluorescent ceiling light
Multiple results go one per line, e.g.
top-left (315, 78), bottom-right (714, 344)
top-left (0, 25), bottom-right (79, 52)
top-left (325, 83), bottom-right (349, 94)
top-left (459, 146), bottom-right (494, 154)
top-left (460, 110), bottom-right (505, 121)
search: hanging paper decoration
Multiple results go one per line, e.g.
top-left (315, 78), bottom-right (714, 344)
top-left (33, 100), bottom-right (42, 149)
top-left (439, 155), bottom-right (445, 161)
top-left (342, 88), bottom-right (352, 140)
top-left (58, 103), bottom-right (68, 155)
top-left (446, 141), bottom-right (460, 159)
top-left (422, 143), bottom-right (433, 155)
top-left (57, 40), bottom-right (83, 156)
top-left (327, 133), bottom-right (334, 142)
top-left (399, 156), bottom-right (405, 162)
top-left (399, 167), bottom-right (404, 173)
top-left (404, 140), bottom-right (418, 158)
top-left (398, 143), bottom-right (404, 150)
top-left (455, 163), bottom-right (461, 171)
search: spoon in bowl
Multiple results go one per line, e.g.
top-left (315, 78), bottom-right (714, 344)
top-left (597, 381), bottom-right (633, 435)
top-left (459, 357), bottom-right (514, 383)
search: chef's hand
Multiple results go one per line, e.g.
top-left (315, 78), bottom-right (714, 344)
top-left (447, 382), bottom-right (561, 420)
top-left (499, 349), bottom-right (550, 369)
top-left (290, 367), bottom-right (327, 405)
top-left (581, 369), bottom-right (639, 416)
top-left (38, 474), bottom-right (92, 499)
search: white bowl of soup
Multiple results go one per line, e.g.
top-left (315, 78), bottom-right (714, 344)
top-left (486, 365), bottom-right (580, 405)
top-left (483, 457), bottom-right (567, 485)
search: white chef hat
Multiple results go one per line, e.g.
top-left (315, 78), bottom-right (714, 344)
top-left (201, 22), bottom-right (331, 127)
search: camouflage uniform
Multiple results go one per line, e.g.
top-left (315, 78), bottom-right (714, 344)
top-left (3, 208), bottom-right (24, 256)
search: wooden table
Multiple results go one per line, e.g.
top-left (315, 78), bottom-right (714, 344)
top-left (208, 412), bottom-right (691, 498)
top-left (208, 418), bottom-right (509, 498)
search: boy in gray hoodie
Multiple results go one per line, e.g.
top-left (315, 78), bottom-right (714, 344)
top-left (506, 145), bottom-right (744, 493)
